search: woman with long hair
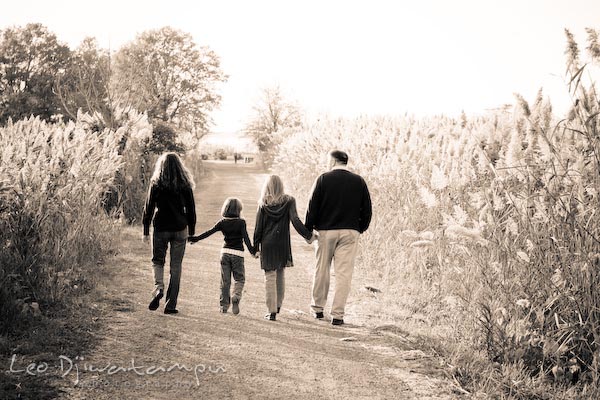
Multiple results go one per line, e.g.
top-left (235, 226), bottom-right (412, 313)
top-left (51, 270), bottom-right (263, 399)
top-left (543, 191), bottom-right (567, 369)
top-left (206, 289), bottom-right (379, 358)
top-left (254, 175), bottom-right (315, 321)
top-left (142, 152), bottom-right (196, 314)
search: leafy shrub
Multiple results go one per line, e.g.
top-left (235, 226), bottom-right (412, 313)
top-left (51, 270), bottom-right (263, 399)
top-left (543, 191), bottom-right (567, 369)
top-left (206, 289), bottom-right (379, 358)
top-left (147, 121), bottom-right (185, 154)
top-left (214, 148), bottom-right (228, 160)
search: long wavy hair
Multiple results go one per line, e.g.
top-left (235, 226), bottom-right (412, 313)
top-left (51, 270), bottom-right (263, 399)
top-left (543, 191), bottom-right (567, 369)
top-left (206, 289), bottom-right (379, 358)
top-left (150, 152), bottom-right (195, 192)
top-left (259, 175), bottom-right (287, 207)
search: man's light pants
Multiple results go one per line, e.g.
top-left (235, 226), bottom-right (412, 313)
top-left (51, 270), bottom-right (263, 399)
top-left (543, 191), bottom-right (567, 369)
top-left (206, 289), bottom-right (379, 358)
top-left (311, 229), bottom-right (360, 320)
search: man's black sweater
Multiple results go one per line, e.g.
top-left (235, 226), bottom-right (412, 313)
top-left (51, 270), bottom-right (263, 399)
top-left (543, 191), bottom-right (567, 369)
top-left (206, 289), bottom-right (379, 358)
top-left (305, 168), bottom-right (372, 233)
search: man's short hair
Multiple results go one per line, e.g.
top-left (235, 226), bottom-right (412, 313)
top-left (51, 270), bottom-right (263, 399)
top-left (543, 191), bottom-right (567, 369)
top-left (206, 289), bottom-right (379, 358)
top-left (329, 150), bottom-right (348, 165)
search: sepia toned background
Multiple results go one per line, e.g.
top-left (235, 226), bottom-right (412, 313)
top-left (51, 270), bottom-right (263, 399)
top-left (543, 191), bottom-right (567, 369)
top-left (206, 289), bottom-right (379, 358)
top-left (1, 1), bottom-right (600, 399)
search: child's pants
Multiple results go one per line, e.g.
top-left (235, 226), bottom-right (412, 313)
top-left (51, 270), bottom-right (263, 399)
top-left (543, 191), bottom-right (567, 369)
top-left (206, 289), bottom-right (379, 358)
top-left (264, 268), bottom-right (285, 313)
top-left (220, 254), bottom-right (245, 309)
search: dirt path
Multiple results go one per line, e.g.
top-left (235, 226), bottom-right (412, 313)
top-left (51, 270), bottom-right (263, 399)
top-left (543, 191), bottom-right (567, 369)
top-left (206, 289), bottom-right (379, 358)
top-left (59, 161), bottom-right (455, 399)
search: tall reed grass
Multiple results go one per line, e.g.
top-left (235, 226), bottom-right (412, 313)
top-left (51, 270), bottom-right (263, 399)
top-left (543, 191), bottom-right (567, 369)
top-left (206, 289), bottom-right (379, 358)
top-left (78, 108), bottom-right (154, 223)
top-left (0, 114), bottom-right (145, 332)
top-left (272, 29), bottom-right (600, 397)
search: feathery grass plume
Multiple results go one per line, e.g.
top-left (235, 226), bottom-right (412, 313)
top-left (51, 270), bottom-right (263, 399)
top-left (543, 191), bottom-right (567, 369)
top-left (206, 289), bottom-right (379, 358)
top-left (530, 88), bottom-right (544, 126)
top-left (516, 251), bottom-right (530, 263)
top-left (516, 299), bottom-right (530, 308)
top-left (419, 230), bottom-right (435, 241)
top-left (430, 164), bottom-right (449, 190)
top-left (475, 146), bottom-right (490, 175)
top-left (506, 217), bottom-right (519, 237)
top-left (564, 29), bottom-right (580, 72)
top-left (540, 99), bottom-right (553, 133)
top-left (504, 127), bottom-right (524, 167)
top-left (459, 161), bottom-right (476, 187)
top-left (585, 28), bottom-right (600, 61)
top-left (514, 93), bottom-right (531, 118)
top-left (410, 240), bottom-right (434, 248)
top-left (445, 224), bottom-right (483, 242)
top-left (452, 204), bottom-right (469, 226)
top-left (418, 186), bottom-right (438, 208)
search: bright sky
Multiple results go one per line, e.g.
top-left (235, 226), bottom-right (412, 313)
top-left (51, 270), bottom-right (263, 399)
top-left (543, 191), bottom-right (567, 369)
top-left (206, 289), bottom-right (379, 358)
top-left (1, 0), bottom-right (599, 133)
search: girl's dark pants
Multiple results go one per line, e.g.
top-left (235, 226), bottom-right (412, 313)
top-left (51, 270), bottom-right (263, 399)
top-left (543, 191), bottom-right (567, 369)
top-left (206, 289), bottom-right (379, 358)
top-left (220, 254), bottom-right (245, 309)
top-left (152, 229), bottom-right (187, 311)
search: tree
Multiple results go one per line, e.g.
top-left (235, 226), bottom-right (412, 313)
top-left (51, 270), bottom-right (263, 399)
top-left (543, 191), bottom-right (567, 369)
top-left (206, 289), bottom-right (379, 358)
top-left (147, 121), bottom-right (185, 154)
top-left (245, 86), bottom-right (302, 154)
top-left (112, 27), bottom-right (226, 139)
top-left (56, 37), bottom-right (112, 123)
top-left (0, 23), bottom-right (72, 124)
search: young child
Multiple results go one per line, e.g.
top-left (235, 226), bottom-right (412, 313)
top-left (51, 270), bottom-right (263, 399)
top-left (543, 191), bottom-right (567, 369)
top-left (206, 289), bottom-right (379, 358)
top-left (189, 197), bottom-right (256, 314)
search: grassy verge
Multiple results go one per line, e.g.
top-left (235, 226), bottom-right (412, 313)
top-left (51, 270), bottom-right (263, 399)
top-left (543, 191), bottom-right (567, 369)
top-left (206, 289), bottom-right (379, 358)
top-left (0, 254), bottom-right (128, 399)
top-left (352, 277), bottom-right (600, 399)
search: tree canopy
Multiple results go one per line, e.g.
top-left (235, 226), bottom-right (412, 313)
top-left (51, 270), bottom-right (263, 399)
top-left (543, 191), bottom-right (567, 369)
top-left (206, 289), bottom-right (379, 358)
top-left (245, 86), bottom-right (302, 153)
top-left (113, 27), bottom-right (227, 138)
top-left (56, 37), bottom-right (111, 122)
top-left (0, 23), bottom-right (71, 124)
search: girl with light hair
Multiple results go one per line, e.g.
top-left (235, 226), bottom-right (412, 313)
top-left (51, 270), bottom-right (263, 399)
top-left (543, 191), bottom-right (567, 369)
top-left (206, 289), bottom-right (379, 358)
top-left (254, 175), bottom-right (315, 321)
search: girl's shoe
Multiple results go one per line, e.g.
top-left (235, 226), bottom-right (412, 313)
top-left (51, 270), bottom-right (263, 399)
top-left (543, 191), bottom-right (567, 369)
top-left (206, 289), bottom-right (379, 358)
top-left (232, 298), bottom-right (240, 315)
top-left (148, 289), bottom-right (163, 311)
top-left (264, 313), bottom-right (276, 321)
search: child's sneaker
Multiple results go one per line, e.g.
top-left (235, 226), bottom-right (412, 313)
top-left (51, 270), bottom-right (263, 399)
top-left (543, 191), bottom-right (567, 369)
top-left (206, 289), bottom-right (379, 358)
top-left (220, 307), bottom-right (228, 313)
top-left (232, 297), bottom-right (240, 315)
top-left (264, 313), bottom-right (276, 321)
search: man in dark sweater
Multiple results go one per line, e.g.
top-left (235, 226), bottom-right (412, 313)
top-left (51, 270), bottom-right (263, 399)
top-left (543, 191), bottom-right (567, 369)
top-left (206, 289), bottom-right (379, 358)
top-left (305, 150), bottom-right (372, 325)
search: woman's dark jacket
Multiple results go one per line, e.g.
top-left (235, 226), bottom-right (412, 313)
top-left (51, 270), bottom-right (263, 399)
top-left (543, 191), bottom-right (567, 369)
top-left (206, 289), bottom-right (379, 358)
top-left (142, 184), bottom-right (196, 236)
top-left (253, 195), bottom-right (312, 271)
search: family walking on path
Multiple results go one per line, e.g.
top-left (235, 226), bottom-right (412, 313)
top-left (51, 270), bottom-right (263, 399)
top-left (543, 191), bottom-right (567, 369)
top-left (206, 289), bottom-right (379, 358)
top-left (141, 150), bottom-right (372, 325)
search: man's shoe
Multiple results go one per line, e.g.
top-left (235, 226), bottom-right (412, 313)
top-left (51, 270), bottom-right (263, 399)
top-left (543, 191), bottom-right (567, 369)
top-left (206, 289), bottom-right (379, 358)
top-left (148, 290), bottom-right (163, 311)
top-left (331, 318), bottom-right (344, 326)
top-left (164, 309), bottom-right (179, 314)
top-left (314, 312), bottom-right (324, 319)
top-left (232, 298), bottom-right (240, 315)
top-left (264, 313), bottom-right (276, 321)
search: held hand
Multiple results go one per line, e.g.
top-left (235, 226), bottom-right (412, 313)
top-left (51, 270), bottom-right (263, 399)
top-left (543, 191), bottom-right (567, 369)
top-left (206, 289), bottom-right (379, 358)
top-left (306, 235), bottom-right (313, 244)
top-left (254, 251), bottom-right (260, 259)
top-left (142, 235), bottom-right (150, 244)
top-left (307, 231), bottom-right (319, 244)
